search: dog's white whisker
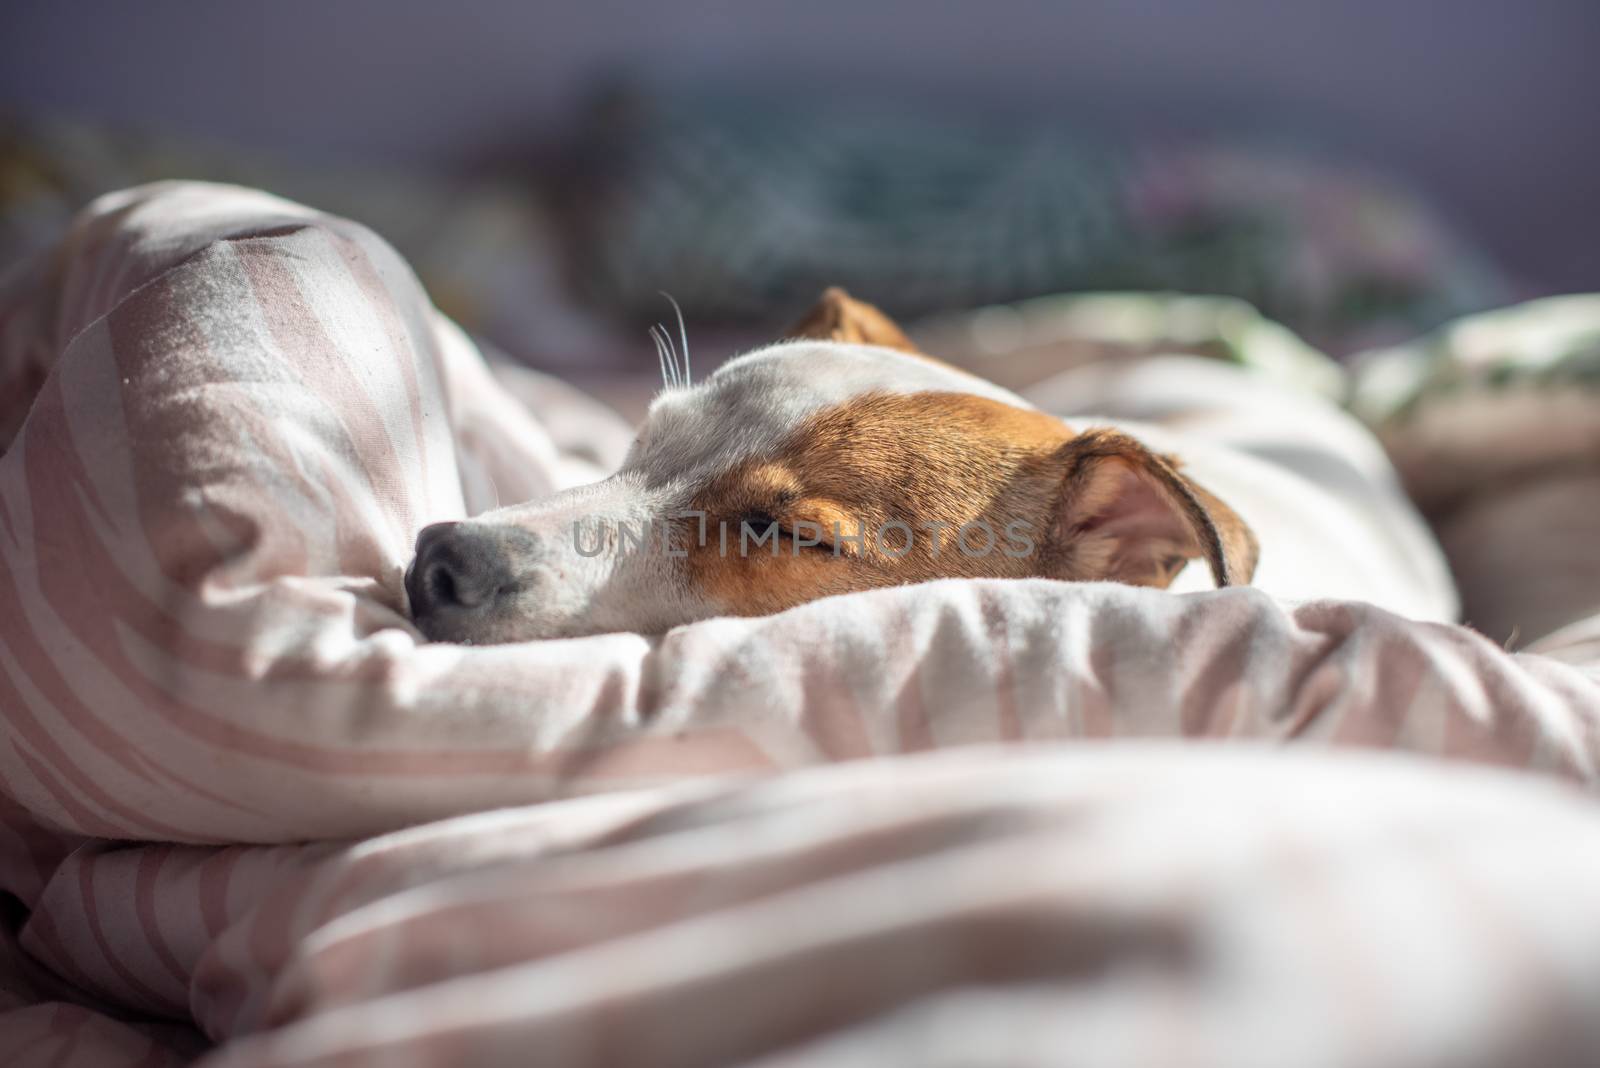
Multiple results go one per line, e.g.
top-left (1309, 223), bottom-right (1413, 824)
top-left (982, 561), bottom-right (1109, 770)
top-left (660, 291), bottom-right (691, 386)
top-left (652, 326), bottom-right (672, 391)
top-left (650, 324), bottom-right (671, 388)
top-left (656, 322), bottom-right (679, 389)
top-left (665, 322), bottom-right (684, 388)
top-left (650, 325), bottom-right (672, 390)
top-left (668, 323), bottom-right (685, 388)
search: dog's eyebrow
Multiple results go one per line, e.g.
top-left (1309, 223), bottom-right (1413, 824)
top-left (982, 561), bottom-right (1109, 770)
top-left (737, 462), bottom-right (803, 497)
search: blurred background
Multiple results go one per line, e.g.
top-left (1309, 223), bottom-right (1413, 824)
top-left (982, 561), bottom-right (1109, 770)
top-left (3, 0), bottom-right (1597, 389)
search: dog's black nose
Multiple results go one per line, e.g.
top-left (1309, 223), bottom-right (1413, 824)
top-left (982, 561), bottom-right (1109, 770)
top-left (406, 521), bottom-right (511, 618)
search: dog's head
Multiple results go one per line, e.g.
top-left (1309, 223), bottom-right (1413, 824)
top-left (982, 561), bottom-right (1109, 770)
top-left (407, 289), bottom-right (1257, 643)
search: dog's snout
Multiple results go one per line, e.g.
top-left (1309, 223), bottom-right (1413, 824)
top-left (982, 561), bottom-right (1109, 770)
top-left (406, 522), bottom-right (514, 619)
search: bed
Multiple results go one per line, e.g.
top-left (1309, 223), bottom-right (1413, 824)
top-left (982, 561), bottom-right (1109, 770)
top-left (2, 181), bottom-right (1599, 1067)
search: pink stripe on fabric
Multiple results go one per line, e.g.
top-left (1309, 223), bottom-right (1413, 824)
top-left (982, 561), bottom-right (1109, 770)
top-left (216, 402), bottom-right (318, 580)
top-left (198, 851), bottom-right (242, 941)
top-left (76, 860), bottom-right (175, 1015)
top-left (45, 1006), bottom-right (83, 1068)
top-left (135, 851), bottom-right (196, 990)
top-left (684, 622), bottom-right (877, 762)
top-left (800, 684), bottom-right (875, 761)
top-left (231, 235), bottom-right (415, 548)
top-left (0, 483), bottom-right (18, 542)
top-left (244, 875), bottom-right (312, 984)
top-left (1439, 631), bottom-right (1541, 768)
top-left (1276, 607), bottom-right (1363, 740)
top-left (887, 601), bottom-right (937, 752)
top-left (1173, 596), bottom-right (1258, 737)
top-left (978, 588), bottom-right (1023, 742)
top-left (7, 725), bottom-right (156, 840)
top-left (324, 225), bottom-right (440, 518)
top-left (137, 754), bottom-right (264, 824)
top-left (191, 852), bottom-right (253, 1037)
top-left (1078, 640), bottom-right (1120, 738)
top-left (1327, 633), bottom-right (1422, 750)
top-left (547, 728), bottom-right (780, 781)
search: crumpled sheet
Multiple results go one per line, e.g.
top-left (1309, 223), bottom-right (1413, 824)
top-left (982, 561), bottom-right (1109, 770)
top-left (2, 182), bottom-right (1599, 1067)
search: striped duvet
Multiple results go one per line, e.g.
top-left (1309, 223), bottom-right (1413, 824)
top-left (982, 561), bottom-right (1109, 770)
top-left (3, 182), bottom-right (1600, 1067)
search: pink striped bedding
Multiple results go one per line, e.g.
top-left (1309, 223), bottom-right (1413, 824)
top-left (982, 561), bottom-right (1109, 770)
top-left (3, 181), bottom-right (1600, 1066)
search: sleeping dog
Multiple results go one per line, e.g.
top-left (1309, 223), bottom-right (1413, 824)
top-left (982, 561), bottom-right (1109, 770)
top-left (407, 289), bottom-right (1455, 643)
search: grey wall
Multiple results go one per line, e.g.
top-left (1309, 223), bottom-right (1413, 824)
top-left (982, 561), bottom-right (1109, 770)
top-left (4, 0), bottom-right (1597, 291)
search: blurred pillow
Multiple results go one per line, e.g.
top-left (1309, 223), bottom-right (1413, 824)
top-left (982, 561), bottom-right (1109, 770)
top-left (1349, 295), bottom-right (1600, 645)
top-left (567, 89), bottom-right (1507, 355)
top-left (1348, 294), bottom-right (1600, 514)
top-left (0, 115), bottom-right (623, 370)
top-left (910, 290), bottom-right (1345, 399)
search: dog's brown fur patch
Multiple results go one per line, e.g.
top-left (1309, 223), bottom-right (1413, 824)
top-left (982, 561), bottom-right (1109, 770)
top-left (684, 390), bottom-right (1257, 617)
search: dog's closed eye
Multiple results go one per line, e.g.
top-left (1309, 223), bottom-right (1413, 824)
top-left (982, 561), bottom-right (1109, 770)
top-left (739, 511), bottom-right (834, 552)
top-left (738, 510), bottom-right (781, 534)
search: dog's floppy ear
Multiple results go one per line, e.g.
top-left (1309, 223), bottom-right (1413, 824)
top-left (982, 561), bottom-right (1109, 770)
top-left (787, 287), bottom-right (921, 354)
top-left (1049, 429), bottom-right (1258, 588)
